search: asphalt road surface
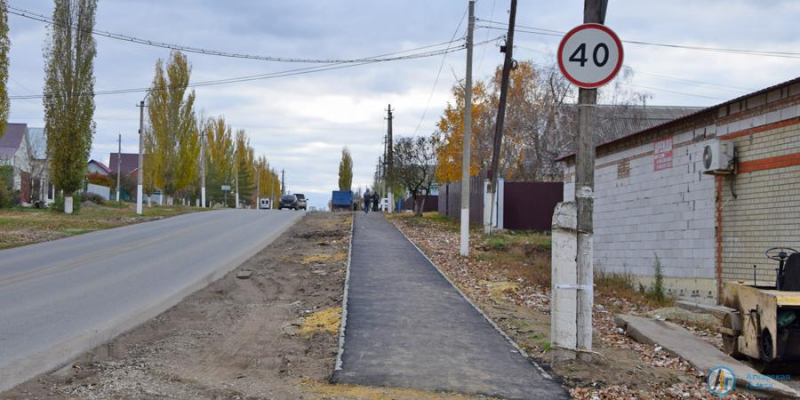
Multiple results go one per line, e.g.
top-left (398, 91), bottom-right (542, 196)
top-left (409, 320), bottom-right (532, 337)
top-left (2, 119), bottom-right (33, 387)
top-left (0, 209), bottom-right (302, 393)
top-left (333, 213), bottom-right (568, 400)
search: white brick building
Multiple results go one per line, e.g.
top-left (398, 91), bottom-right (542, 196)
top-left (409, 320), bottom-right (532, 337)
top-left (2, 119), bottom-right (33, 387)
top-left (560, 77), bottom-right (800, 303)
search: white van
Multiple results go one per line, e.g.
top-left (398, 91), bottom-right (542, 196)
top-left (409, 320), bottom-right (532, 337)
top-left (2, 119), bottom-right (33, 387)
top-left (259, 198), bottom-right (272, 210)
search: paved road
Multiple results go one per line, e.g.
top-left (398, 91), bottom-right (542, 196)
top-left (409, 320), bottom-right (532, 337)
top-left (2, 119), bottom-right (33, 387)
top-left (0, 209), bottom-right (302, 392)
top-left (333, 213), bottom-right (568, 400)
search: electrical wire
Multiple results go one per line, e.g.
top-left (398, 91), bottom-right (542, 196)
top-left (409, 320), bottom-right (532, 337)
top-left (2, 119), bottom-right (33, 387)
top-left (477, 19), bottom-right (800, 59)
top-left (513, 44), bottom-right (754, 95)
top-left (11, 39), bottom-right (495, 101)
top-left (411, 6), bottom-right (468, 136)
top-left (8, 5), bottom-right (466, 64)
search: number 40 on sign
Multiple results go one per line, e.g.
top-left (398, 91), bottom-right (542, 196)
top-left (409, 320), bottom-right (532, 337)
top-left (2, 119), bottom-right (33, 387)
top-left (557, 24), bottom-right (624, 89)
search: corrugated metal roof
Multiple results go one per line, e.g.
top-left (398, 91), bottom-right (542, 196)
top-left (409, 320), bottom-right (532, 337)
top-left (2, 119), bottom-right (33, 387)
top-left (109, 153), bottom-right (140, 175)
top-left (559, 76), bottom-right (800, 161)
top-left (0, 123), bottom-right (27, 159)
top-left (89, 159), bottom-right (113, 174)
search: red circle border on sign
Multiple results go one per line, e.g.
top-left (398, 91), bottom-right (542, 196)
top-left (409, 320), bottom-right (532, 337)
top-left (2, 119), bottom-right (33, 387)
top-left (557, 23), bottom-right (624, 89)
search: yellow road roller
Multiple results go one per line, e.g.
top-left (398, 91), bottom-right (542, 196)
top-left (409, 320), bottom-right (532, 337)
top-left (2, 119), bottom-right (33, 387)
top-left (720, 247), bottom-right (800, 371)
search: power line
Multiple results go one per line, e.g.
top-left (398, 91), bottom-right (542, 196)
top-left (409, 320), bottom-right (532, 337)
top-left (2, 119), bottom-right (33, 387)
top-left (477, 19), bottom-right (800, 59)
top-left (476, 0), bottom-right (497, 74)
top-left (513, 44), bottom-right (754, 95)
top-left (8, 5), bottom-right (466, 64)
top-left (629, 84), bottom-right (726, 100)
top-left (10, 40), bottom-right (481, 101)
top-left (412, 6), bottom-right (468, 136)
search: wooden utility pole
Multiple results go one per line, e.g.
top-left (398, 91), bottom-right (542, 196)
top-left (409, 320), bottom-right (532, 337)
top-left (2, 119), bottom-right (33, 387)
top-left (386, 105), bottom-right (394, 213)
top-left (116, 134), bottom-right (122, 202)
top-left (575, 0), bottom-right (607, 361)
top-left (281, 169), bottom-right (285, 195)
top-left (460, 0), bottom-right (476, 256)
top-left (486, 0), bottom-right (517, 234)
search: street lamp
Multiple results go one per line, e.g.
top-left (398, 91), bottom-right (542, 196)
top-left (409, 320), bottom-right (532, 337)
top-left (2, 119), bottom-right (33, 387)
top-left (136, 90), bottom-right (152, 215)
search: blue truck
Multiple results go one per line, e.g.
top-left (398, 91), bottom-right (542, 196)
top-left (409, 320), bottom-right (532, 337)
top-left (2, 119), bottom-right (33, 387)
top-left (331, 190), bottom-right (353, 211)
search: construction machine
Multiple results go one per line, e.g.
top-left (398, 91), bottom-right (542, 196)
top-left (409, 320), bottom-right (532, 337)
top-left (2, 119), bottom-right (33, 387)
top-left (720, 247), bottom-right (800, 371)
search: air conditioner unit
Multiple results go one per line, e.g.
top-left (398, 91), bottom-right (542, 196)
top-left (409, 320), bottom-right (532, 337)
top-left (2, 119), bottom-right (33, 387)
top-left (701, 139), bottom-right (734, 174)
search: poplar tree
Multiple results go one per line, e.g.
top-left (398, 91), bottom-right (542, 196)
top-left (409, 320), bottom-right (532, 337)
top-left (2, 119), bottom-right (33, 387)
top-left (43, 0), bottom-right (97, 214)
top-left (144, 50), bottom-right (198, 204)
top-left (234, 129), bottom-right (254, 206)
top-left (338, 147), bottom-right (353, 191)
top-left (203, 116), bottom-right (234, 206)
top-left (0, 0), bottom-right (10, 139)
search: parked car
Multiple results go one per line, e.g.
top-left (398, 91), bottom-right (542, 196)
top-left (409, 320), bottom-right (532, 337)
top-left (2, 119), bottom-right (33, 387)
top-left (278, 194), bottom-right (299, 210)
top-left (294, 193), bottom-right (308, 210)
top-left (380, 197), bottom-right (389, 211)
top-left (259, 198), bottom-right (271, 210)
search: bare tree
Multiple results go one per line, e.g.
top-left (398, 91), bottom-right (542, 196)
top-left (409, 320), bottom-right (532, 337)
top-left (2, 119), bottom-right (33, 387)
top-left (393, 136), bottom-right (438, 216)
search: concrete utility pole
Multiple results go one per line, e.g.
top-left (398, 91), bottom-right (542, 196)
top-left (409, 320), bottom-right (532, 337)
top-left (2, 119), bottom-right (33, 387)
top-left (281, 169), bottom-right (285, 195)
top-left (234, 149), bottom-right (239, 209)
top-left (255, 165), bottom-right (260, 209)
top-left (486, 0), bottom-right (517, 234)
top-left (136, 99), bottom-right (146, 215)
top-left (200, 130), bottom-right (206, 208)
top-left (575, 0), bottom-right (607, 362)
top-left (386, 105), bottom-right (394, 213)
top-left (460, 0), bottom-right (476, 256)
top-left (116, 133), bottom-right (122, 202)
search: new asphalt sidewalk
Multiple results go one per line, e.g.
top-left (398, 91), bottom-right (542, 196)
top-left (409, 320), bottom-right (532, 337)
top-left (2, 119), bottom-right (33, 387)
top-left (332, 212), bottom-right (568, 400)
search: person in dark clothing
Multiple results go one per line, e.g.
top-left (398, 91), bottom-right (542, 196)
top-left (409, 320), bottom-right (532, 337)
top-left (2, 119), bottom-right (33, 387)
top-left (372, 192), bottom-right (380, 212)
top-left (363, 189), bottom-right (371, 214)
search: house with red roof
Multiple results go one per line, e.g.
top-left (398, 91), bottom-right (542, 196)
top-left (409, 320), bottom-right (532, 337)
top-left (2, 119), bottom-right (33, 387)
top-left (0, 123), bottom-right (51, 204)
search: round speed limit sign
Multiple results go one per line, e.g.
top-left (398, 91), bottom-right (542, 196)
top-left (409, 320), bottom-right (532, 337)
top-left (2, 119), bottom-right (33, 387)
top-left (557, 24), bottom-right (624, 88)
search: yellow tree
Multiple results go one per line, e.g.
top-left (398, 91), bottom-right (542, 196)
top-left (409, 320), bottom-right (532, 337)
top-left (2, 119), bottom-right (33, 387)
top-left (144, 50), bottom-right (197, 203)
top-left (203, 116), bottom-right (233, 206)
top-left (435, 80), bottom-right (491, 183)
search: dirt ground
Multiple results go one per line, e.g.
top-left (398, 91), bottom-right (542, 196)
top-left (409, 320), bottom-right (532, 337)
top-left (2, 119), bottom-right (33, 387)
top-left (3, 212), bottom-right (489, 400)
top-left (390, 214), bottom-right (759, 400)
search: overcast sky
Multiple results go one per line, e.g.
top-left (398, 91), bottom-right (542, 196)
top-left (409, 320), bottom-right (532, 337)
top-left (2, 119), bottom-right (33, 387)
top-left (7, 0), bottom-right (800, 209)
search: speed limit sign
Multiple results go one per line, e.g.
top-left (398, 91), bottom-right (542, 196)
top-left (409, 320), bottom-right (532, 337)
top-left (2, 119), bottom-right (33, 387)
top-left (557, 24), bottom-right (624, 88)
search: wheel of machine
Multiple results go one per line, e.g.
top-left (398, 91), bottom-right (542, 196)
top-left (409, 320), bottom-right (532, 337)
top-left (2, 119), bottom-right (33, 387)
top-left (721, 312), bottom-right (744, 359)
top-left (760, 328), bottom-right (774, 363)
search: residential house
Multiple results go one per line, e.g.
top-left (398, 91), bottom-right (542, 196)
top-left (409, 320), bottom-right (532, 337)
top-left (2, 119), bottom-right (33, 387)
top-left (0, 123), bottom-right (50, 204)
top-left (88, 159), bottom-right (112, 176)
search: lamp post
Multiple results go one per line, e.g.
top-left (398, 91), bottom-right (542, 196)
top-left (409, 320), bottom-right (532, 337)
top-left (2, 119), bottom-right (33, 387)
top-left (136, 91), bottom-right (152, 216)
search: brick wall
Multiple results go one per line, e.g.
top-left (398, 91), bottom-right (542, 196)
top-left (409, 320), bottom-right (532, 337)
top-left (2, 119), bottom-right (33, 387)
top-left (719, 105), bottom-right (800, 286)
top-left (562, 82), bottom-right (800, 302)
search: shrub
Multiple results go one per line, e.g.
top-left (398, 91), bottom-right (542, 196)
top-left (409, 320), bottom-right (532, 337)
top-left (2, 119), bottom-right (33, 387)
top-left (0, 176), bottom-right (9, 208)
top-left (86, 172), bottom-right (114, 188)
top-left (646, 253), bottom-right (668, 303)
top-left (81, 191), bottom-right (106, 205)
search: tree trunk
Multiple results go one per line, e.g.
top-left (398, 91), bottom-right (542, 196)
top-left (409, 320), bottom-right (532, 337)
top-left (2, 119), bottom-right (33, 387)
top-left (64, 195), bottom-right (73, 214)
top-left (418, 196), bottom-right (427, 217)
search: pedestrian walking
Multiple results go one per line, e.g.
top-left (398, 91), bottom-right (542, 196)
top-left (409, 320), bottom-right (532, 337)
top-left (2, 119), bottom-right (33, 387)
top-left (372, 192), bottom-right (380, 212)
top-left (363, 189), bottom-right (371, 214)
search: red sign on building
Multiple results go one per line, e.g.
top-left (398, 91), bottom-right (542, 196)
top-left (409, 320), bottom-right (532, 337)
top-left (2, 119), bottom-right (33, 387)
top-left (654, 137), bottom-right (673, 171)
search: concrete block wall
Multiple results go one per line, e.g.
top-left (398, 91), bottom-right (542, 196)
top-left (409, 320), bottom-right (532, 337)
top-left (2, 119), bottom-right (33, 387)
top-left (562, 81), bottom-right (800, 302)
top-left (720, 110), bottom-right (800, 285)
top-left (564, 128), bottom-right (718, 300)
